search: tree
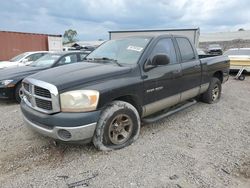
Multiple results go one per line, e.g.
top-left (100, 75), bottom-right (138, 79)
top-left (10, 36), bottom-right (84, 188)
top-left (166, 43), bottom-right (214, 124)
top-left (238, 28), bottom-right (245, 31)
top-left (63, 29), bottom-right (78, 44)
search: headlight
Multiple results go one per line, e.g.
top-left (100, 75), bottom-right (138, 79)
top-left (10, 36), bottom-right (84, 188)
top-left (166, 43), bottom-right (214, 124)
top-left (0, 80), bottom-right (14, 86)
top-left (60, 90), bottom-right (99, 112)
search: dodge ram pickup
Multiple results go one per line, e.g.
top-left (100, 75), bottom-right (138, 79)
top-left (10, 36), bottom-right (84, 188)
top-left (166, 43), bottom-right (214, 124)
top-left (20, 34), bottom-right (230, 151)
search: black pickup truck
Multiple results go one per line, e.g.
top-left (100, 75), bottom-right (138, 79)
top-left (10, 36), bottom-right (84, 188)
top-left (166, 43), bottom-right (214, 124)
top-left (20, 34), bottom-right (229, 150)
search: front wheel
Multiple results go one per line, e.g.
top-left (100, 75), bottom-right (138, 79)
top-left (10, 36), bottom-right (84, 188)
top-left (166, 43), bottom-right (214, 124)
top-left (93, 101), bottom-right (141, 151)
top-left (201, 78), bottom-right (222, 104)
top-left (15, 83), bottom-right (23, 103)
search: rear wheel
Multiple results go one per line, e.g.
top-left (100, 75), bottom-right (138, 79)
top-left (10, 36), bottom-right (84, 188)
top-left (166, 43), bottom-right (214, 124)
top-left (93, 101), bottom-right (141, 151)
top-left (15, 83), bottom-right (23, 103)
top-left (201, 78), bottom-right (221, 104)
top-left (238, 74), bottom-right (245, 81)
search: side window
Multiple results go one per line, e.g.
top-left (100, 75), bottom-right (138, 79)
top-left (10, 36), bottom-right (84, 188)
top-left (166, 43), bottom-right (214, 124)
top-left (58, 54), bottom-right (78, 65)
top-left (151, 38), bottom-right (177, 64)
top-left (176, 38), bottom-right (195, 62)
top-left (26, 53), bottom-right (45, 62)
top-left (25, 54), bottom-right (36, 61)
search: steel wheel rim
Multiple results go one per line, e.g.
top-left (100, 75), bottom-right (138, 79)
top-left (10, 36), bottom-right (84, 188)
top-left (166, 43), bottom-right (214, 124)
top-left (212, 85), bottom-right (219, 101)
top-left (108, 114), bottom-right (133, 145)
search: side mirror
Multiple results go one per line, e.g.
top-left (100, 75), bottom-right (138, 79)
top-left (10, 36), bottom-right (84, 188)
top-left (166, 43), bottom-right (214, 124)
top-left (152, 54), bottom-right (170, 66)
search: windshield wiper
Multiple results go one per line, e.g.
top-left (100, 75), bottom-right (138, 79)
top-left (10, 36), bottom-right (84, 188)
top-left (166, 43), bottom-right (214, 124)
top-left (86, 57), bottom-right (122, 67)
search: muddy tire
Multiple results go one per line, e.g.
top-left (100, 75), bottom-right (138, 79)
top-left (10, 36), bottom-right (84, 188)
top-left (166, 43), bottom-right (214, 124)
top-left (201, 77), bottom-right (221, 104)
top-left (93, 101), bottom-right (141, 151)
top-left (15, 83), bottom-right (23, 103)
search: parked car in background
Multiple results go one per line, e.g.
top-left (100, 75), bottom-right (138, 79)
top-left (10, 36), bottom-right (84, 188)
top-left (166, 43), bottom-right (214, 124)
top-left (197, 48), bottom-right (206, 55)
top-left (207, 44), bottom-right (223, 55)
top-left (0, 51), bottom-right (88, 102)
top-left (63, 47), bottom-right (77, 51)
top-left (224, 48), bottom-right (250, 73)
top-left (63, 46), bottom-right (97, 53)
top-left (20, 35), bottom-right (229, 150)
top-left (0, 51), bottom-right (48, 69)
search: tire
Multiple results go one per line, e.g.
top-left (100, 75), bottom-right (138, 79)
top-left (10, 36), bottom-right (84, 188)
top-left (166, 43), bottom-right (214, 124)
top-left (93, 101), bottom-right (141, 151)
top-left (15, 83), bottom-right (23, 103)
top-left (238, 74), bottom-right (245, 81)
top-left (201, 77), bottom-right (221, 104)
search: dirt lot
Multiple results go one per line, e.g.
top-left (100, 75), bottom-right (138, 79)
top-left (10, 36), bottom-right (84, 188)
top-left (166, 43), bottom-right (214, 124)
top-left (0, 76), bottom-right (250, 188)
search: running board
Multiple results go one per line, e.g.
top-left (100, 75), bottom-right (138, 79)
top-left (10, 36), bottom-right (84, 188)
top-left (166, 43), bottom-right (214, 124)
top-left (142, 99), bottom-right (197, 124)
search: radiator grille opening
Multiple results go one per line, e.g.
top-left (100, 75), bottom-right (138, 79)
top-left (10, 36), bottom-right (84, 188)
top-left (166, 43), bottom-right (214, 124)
top-left (34, 86), bottom-right (51, 98)
top-left (35, 98), bottom-right (52, 110)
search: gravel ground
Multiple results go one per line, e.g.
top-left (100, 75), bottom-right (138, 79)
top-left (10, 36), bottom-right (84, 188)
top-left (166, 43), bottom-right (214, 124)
top-left (0, 76), bottom-right (250, 188)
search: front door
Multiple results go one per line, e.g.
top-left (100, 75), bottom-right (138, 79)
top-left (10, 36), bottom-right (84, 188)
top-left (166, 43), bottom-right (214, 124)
top-left (142, 37), bottom-right (183, 117)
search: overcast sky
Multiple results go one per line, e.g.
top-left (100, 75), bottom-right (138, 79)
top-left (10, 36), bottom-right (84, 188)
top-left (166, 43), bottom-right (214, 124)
top-left (1, 0), bottom-right (250, 40)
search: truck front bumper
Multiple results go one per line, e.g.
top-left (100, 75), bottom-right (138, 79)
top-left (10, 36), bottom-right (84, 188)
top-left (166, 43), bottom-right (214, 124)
top-left (21, 101), bottom-right (101, 142)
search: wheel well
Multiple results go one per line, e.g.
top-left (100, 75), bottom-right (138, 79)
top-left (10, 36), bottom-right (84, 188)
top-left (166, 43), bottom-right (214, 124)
top-left (15, 80), bottom-right (22, 91)
top-left (113, 95), bottom-right (142, 117)
top-left (213, 71), bottom-right (223, 83)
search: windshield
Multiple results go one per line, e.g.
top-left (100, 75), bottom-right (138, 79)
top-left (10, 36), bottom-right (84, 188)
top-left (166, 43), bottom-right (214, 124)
top-left (86, 37), bottom-right (151, 65)
top-left (29, 54), bottom-right (60, 67)
top-left (224, 49), bottom-right (250, 56)
top-left (10, 52), bottom-right (29, 62)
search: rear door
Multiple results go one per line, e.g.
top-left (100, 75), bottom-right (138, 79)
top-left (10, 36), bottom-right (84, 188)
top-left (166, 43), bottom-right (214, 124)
top-left (142, 37), bottom-right (183, 117)
top-left (175, 37), bottom-right (202, 102)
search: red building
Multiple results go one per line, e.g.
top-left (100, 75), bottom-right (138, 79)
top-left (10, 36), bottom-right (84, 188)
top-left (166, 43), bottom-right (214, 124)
top-left (0, 31), bottom-right (62, 61)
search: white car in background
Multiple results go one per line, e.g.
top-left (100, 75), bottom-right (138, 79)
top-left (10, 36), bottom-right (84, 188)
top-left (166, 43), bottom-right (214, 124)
top-left (0, 51), bottom-right (48, 69)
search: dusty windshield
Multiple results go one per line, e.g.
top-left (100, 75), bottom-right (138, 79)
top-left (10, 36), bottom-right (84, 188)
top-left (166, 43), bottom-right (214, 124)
top-left (86, 37), bottom-right (151, 65)
top-left (29, 54), bottom-right (60, 67)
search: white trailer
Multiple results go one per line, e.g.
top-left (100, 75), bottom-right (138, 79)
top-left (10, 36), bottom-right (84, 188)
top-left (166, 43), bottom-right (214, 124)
top-left (109, 28), bottom-right (200, 47)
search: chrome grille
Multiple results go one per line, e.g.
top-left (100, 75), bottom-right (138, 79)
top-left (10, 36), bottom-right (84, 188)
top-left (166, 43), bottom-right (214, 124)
top-left (23, 82), bottom-right (30, 92)
top-left (22, 78), bottom-right (60, 114)
top-left (35, 98), bottom-right (52, 110)
top-left (24, 92), bottom-right (31, 103)
top-left (34, 86), bottom-right (51, 98)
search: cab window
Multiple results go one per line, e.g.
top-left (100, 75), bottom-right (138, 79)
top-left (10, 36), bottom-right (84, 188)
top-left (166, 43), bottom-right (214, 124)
top-left (176, 38), bottom-right (195, 62)
top-left (151, 38), bottom-right (177, 64)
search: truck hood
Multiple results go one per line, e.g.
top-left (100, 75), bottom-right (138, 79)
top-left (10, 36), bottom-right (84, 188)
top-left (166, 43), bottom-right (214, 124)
top-left (0, 66), bottom-right (46, 81)
top-left (29, 62), bottom-right (132, 91)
